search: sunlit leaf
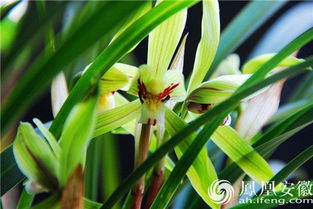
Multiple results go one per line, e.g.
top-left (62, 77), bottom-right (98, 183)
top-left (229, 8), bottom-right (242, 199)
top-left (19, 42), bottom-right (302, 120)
top-left (211, 126), bottom-right (274, 184)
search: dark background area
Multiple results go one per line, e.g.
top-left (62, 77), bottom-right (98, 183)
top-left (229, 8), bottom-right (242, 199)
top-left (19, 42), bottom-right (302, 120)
top-left (20, 1), bottom-right (312, 208)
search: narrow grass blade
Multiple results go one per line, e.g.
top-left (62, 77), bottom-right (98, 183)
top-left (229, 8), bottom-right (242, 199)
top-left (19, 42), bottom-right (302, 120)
top-left (1, 1), bottom-right (144, 133)
top-left (84, 198), bottom-right (103, 209)
top-left (2, 1), bottom-right (66, 75)
top-left (165, 108), bottom-right (219, 209)
top-left (101, 134), bottom-right (120, 209)
top-left (204, 0), bottom-right (287, 79)
top-left (16, 188), bottom-right (34, 209)
top-left (219, 103), bottom-right (313, 183)
top-left (237, 29), bottom-right (313, 91)
top-left (0, 145), bottom-right (25, 196)
top-left (270, 145), bottom-right (313, 186)
top-left (287, 71), bottom-right (313, 103)
top-left (85, 138), bottom-right (101, 201)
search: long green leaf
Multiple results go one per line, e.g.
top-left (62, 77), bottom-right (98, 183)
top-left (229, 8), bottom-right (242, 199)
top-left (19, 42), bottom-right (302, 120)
top-left (1, 1), bottom-right (145, 133)
top-left (211, 126), bottom-right (274, 184)
top-left (165, 108), bottom-right (219, 209)
top-left (16, 188), bottom-right (34, 209)
top-left (0, 145), bottom-right (25, 196)
top-left (287, 71), bottom-right (313, 103)
top-left (1, 1), bottom-right (66, 76)
top-left (238, 29), bottom-right (313, 92)
top-left (204, 0), bottom-right (287, 79)
top-left (49, 0), bottom-right (199, 138)
top-left (270, 145), bottom-right (313, 186)
top-left (101, 134), bottom-right (120, 209)
top-left (101, 59), bottom-right (312, 209)
top-left (219, 103), bottom-right (313, 183)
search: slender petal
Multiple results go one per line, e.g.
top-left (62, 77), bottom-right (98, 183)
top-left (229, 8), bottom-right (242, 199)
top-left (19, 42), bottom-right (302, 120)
top-left (188, 0), bottom-right (220, 92)
top-left (148, 0), bottom-right (187, 79)
top-left (99, 63), bottom-right (138, 93)
top-left (94, 100), bottom-right (141, 137)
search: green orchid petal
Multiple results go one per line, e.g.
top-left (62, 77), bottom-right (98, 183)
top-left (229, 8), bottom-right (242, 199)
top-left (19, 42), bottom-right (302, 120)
top-left (242, 53), bottom-right (304, 74)
top-left (59, 94), bottom-right (98, 186)
top-left (113, 93), bottom-right (137, 135)
top-left (211, 126), bottom-right (274, 184)
top-left (163, 69), bottom-right (186, 102)
top-left (99, 64), bottom-right (136, 94)
top-left (112, 63), bottom-right (138, 91)
top-left (188, 0), bottom-right (220, 92)
top-left (94, 100), bottom-right (141, 137)
top-left (187, 74), bottom-right (250, 105)
top-left (165, 107), bottom-right (220, 209)
top-left (128, 65), bottom-right (153, 96)
top-left (212, 54), bottom-right (241, 78)
top-left (148, 0), bottom-right (187, 79)
top-left (13, 123), bottom-right (59, 191)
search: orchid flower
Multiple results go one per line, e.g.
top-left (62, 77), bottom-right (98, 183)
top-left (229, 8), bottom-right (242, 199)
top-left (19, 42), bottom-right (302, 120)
top-left (13, 1), bottom-right (305, 209)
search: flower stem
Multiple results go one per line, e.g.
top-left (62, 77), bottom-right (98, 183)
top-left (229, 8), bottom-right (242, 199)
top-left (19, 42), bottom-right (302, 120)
top-left (145, 159), bottom-right (165, 209)
top-left (131, 124), bottom-right (152, 209)
top-left (145, 128), bottom-right (167, 209)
